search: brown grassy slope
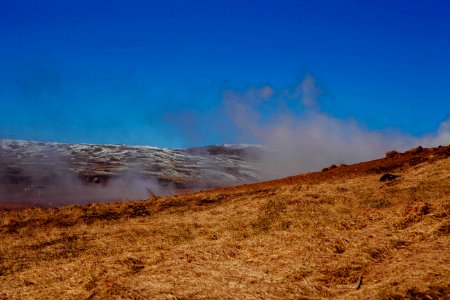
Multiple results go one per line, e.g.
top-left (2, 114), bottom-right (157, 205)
top-left (0, 146), bottom-right (449, 299)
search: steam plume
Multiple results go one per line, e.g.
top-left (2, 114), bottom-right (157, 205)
top-left (221, 75), bottom-right (450, 177)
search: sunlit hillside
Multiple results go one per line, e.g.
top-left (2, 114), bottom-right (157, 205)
top-left (1, 145), bottom-right (449, 299)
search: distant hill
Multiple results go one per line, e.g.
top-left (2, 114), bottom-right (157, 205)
top-left (0, 140), bottom-right (266, 207)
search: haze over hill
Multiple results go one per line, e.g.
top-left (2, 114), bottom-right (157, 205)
top-left (2, 104), bottom-right (450, 208)
top-left (0, 139), bottom-right (269, 207)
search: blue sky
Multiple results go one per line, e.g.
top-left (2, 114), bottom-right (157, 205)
top-left (0, 0), bottom-right (449, 147)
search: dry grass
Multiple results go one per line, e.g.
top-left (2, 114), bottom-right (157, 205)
top-left (1, 151), bottom-right (449, 299)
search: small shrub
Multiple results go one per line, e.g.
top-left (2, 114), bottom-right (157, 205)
top-left (319, 263), bottom-right (363, 284)
top-left (171, 229), bottom-right (193, 244)
top-left (385, 150), bottom-right (399, 158)
top-left (390, 238), bottom-right (408, 249)
top-left (380, 285), bottom-right (450, 300)
top-left (123, 257), bottom-right (145, 272)
top-left (436, 222), bottom-right (450, 235)
top-left (334, 244), bottom-right (345, 254)
top-left (159, 198), bottom-right (187, 209)
top-left (361, 198), bottom-right (391, 208)
top-left (365, 247), bottom-right (387, 262)
top-left (251, 199), bottom-right (286, 232)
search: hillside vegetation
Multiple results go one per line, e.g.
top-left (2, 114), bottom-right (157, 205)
top-left (1, 146), bottom-right (449, 299)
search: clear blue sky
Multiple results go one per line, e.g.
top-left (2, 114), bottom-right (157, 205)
top-left (0, 0), bottom-right (449, 147)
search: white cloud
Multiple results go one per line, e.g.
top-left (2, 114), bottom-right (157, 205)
top-left (222, 75), bottom-right (450, 177)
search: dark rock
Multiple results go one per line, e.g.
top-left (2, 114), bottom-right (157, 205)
top-left (380, 174), bottom-right (400, 182)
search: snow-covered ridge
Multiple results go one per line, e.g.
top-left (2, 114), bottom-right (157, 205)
top-left (0, 139), bottom-right (267, 204)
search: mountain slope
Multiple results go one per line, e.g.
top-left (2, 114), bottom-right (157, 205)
top-left (0, 145), bottom-right (449, 299)
top-left (0, 140), bottom-right (266, 207)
